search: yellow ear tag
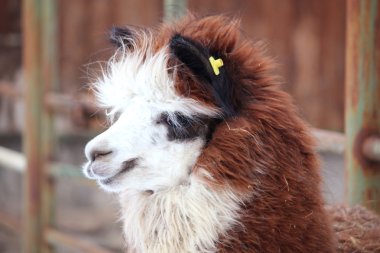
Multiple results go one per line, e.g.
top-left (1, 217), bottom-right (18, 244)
top-left (209, 56), bottom-right (224, 76)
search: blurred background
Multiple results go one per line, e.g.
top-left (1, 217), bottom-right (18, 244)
top-left (0, 0), bottom-right (346, 134)
top-left (0, 0), bottom-right (378, 253)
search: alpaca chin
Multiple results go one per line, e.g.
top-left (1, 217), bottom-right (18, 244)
top-left (119, 173), bottom-right (242, 253)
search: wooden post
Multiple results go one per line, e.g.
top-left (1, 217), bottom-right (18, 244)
top-left (345, 0), bottom-right (380, 213)
top-left (41, 0), bottom-right (58, 252)
top-left (23, 0), bottom-right (57, 252)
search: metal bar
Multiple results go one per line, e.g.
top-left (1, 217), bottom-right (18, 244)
top-left (0, 146), bottom-right (26, 173)
top-left (312, 128), bottom-right (345, 155)
top-left (45, 92), bottom-right (98, 114)
top-left (0, 147), bottom-right (99, 194)
top-left (45, 228), bottom-right (115, 253)
top-left (0, 146), bottom-right (82, 177)
top-left (362, 137), bottom-right (380, 162)
top-left (0, 146), bottom-right (99, 189)
top-left (0, 83), bottom-right (98, 116)
top-left (345, 0), bottom-right (380, 214)
top-left (163, 0), bottom-right (187, 22)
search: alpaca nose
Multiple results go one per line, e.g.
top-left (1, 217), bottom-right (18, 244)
top-left (84, 134), bottom-right (113, 162)
top-left (90, 150), bottom-right (113, 162)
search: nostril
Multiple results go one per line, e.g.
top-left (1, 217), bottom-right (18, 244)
top-left (91, 150), bottom-right (112, 161)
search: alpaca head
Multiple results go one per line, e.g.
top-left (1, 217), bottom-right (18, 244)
top-left (82, 16), bottom-right (337, 253)
top-left (83, 16), bottom-right (241, 193)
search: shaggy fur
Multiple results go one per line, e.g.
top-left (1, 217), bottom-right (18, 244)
top-left (327, 205), bottom-right (380, 253)
top-left (84, 15), bottom-right (337, 253)
top-left (159, 15), bottom-right (336, 252)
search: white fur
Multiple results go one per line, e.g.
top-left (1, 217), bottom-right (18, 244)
top-left (94, 45), bottom-right (220, 120)
top-left (83, 45), bottom-right (240, 252)
top-left (119, 175), bottom-right (241, 253)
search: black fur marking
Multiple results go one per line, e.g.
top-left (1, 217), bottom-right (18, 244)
top-left (157, 112), bottom-right (218, 142)
top-left (109, 26), bottom-right (134, 48)
top-left (169, 34), bottom-right (236, 117)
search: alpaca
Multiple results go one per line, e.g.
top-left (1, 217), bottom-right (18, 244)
top-left (83, 15), bottom-right (336, 253)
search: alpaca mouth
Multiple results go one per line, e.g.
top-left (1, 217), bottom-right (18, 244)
top-left (99, 158), bottom-right (139, 184)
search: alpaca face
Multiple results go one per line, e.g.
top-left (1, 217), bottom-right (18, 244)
top-left (83, 48), bottom-right (219, 193)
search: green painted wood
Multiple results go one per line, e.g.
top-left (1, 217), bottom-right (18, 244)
top-left (345, 0), bottom-right (380, 213)
top-left (164, 0), bottom-right (187, 22)
top-left (41, 0), bottom-right (58, 253)
top-left (22, 0), bottom-right (58, 252)
top-left (23, 0), bottom-right (44, 252)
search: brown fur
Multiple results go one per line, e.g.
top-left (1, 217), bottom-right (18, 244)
top-left (115, 15), bottom-right (337, 252)
top-left (155, 15), bottom-right (336, 253)
top-left (327, 205), bottom-right (380, 253)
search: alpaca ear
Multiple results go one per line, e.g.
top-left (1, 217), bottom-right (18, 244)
top-left (109, 26), bottom-right (134, 48)
top-left (170, 34), bottom-right (236, 117)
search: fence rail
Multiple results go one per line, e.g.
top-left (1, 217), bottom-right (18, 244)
top-left (45, 228), bottom-right (115, 253)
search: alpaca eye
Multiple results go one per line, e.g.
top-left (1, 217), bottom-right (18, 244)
top-left (175, 114), bottom-right (192, 128)
top-left (157, 113), bottom-right (176, 127)
top-left (166, 115), bottom-right (175, 127)
top-left (158, 113), bottom-right (193, 129)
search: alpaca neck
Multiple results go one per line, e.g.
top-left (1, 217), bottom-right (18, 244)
top-left (119, 177), bottom-right (240, 253)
